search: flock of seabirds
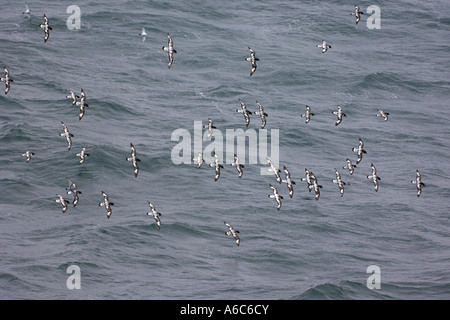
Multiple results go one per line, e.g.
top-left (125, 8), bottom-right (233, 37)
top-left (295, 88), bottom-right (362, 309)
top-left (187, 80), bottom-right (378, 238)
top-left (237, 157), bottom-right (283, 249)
top-left (3, 4), bottom-right (426, 247)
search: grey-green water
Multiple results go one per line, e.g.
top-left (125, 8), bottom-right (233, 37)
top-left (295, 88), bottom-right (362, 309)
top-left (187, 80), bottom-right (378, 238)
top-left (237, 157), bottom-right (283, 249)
top-left (0, 0), bottom-right (449, 299)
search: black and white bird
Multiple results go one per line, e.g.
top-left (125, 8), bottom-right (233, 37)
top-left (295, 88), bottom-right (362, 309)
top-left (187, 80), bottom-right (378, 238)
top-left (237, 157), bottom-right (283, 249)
top-left (332, 168), bottom-right (346, 197)
top-left (203, 118), bottom-right (216, 140)
top-left (39, 14), bottom-right (52, 43)
top-left (209, 153), bottom-right (224, 182)
top-left (236, 99), bottom-right (252, 127)
top-left (350, 5), bottom-right (364, 24)
top-left (254, 101), bottom-right (268, 129)
top-left (66, 178), bottom-right (82, 207)
top-left (126, 143), bottom-right (141, 178)
top-left (66, 90), bottom-right (80, 105)
top-left (366, 163), bottom-right (381, 192)
top-left (352, 137), bottom-right (367, 164)
top-left (193, 152), bottom-right (205, 168)
top-left (317, 40), bottom-right (331, 53)
top-left (21, 150), bottom-right (34, 162)
top-left (301, 105), bottom-right (315, 124)
top-left (411, 170), bottom-right (425, 197)
top-left (0, 66), bottom-right (13, 95)
top-left (75, 146), bottom-right (89, 165)
top-left (139, 28), bottom-right (147, 42)
top-left (76, 98), bottom-right (88, 120)
top-left (281, 165), bottom-right (296, 198)
top-left (376, 110), bottom-right (389, 121)
top-left (23, 3), bottom-right (31, 19)
top-left (99, 191), bottom-right (114, 219)
top-left (146, 201), bottom-right (162, 229)
top-left (268, 184), bottom-right (283, 211)
top-left (266, 157), bottom-right (282, 183)
top-left (54, 194), bottom-right (70, 213)
top-left (245, 47), bottom-right (259, 77)
top-left (332, 105), bottom-right (346, 126)
top-left (59, 121), bottom-right (73, 151)
top-left (230, 154), bottom-right (244, 178)
top-left (343, 158), bottom-right (357, 175)
top-left (310, 172), bottom-right (323, 200)
top-left (162, 32), bottom-right (177, 69)
top-left (75, 89), bottom-right (89, 121)
top-left (80, 88), bottom-right (87, 101)
top-left (301, 168), bottom-right (314, 192)
top-left (224, 221), bottom-right (240, 246)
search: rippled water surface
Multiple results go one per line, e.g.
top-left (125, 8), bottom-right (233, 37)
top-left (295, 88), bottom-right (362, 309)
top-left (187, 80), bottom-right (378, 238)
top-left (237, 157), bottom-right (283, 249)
top-left (0, 0), bottom-right (449, 299)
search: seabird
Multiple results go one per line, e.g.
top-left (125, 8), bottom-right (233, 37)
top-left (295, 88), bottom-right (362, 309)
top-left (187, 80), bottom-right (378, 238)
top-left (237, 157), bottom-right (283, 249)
top-left (23, 3), bottom-right (31, 19)
top-left (59, 121), bottom-right (73, 151)
top-left (193, 152), bottom-right (205, 168)
top-left (366, 163), bottom-right (381, 192)
top-left (310, 172), bottom-right (323, 200)
top-left (332, 105), bottom-right (346, 126)
top-left (203, 118), bottom-right (216, 140)
top-left (301, 168), bottom-right (314, 192)
top-left (139, 28), bottom-right (147, 42)
top-left (54, 194), bottom-right (69, 213)
top-left (162, 32), bottom-right (177, 69)
top-left (75, 98), bottom-right (89, 120)
top-left (0, 66), bottom-right (13, 95)
top-left (224, 221), bottom-right (240, 246)
top-left (332, 168), bottom-right (346, 197)
top-left (352, 137), bottom-right (367, 164)
top-left (75, 146), bottom-right (89, 165)
top-left (80, 88), bottom-right (87, 101)
top-left (254, 100), bottom-right (268, 129)
top-left (266, 157), bottom-right (282, 183)
top-left (281, 165), bottom-right (296, 198)
top-left (39, 14), bottom-right (52, 43)
top-left (376, 110), bottom-right (389, 121)
top-left (21, 150), bottom-right (34, 162)
top-left (146, 201), bottom-right (162, 229)
top-left (230, 154), bottom-right (244, 178)
top-left (236, 99), bottom-right (252, 127)
top-left (411, 169), bottom-right (425, 197)
top-left (301, 105), bottom-right (315, 124)
top-left (74, 89), bottom-right (89, 120)
top-left (126, 142), bottom-right (141, 178)
top-left (350, 5), bottom-right (364, 24)
top-left (317, 40), bottom-right (331, 53)
top-left (209, 152), bottom-right (224, 181)
top-left (99, 191), bottom-right (114, 219)
top-left (66, 177), bottom-right (82, 207)
top-left (245, 47), bottom-right (259, 77)
top-left (343, 158), bottom-right (357, 175)
top-left (268, 183), bottom-right (283, 211)
top-left (66, 90), bottom-right (80, 105)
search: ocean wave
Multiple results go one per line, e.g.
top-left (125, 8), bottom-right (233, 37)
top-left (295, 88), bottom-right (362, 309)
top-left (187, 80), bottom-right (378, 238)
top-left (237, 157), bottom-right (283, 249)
top-left (293, 280), bottom-right (387, 300)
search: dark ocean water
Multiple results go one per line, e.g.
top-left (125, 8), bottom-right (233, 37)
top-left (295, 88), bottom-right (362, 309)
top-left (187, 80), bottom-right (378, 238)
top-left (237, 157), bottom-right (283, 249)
top-left (1, 0), bottom-right (449, 300)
